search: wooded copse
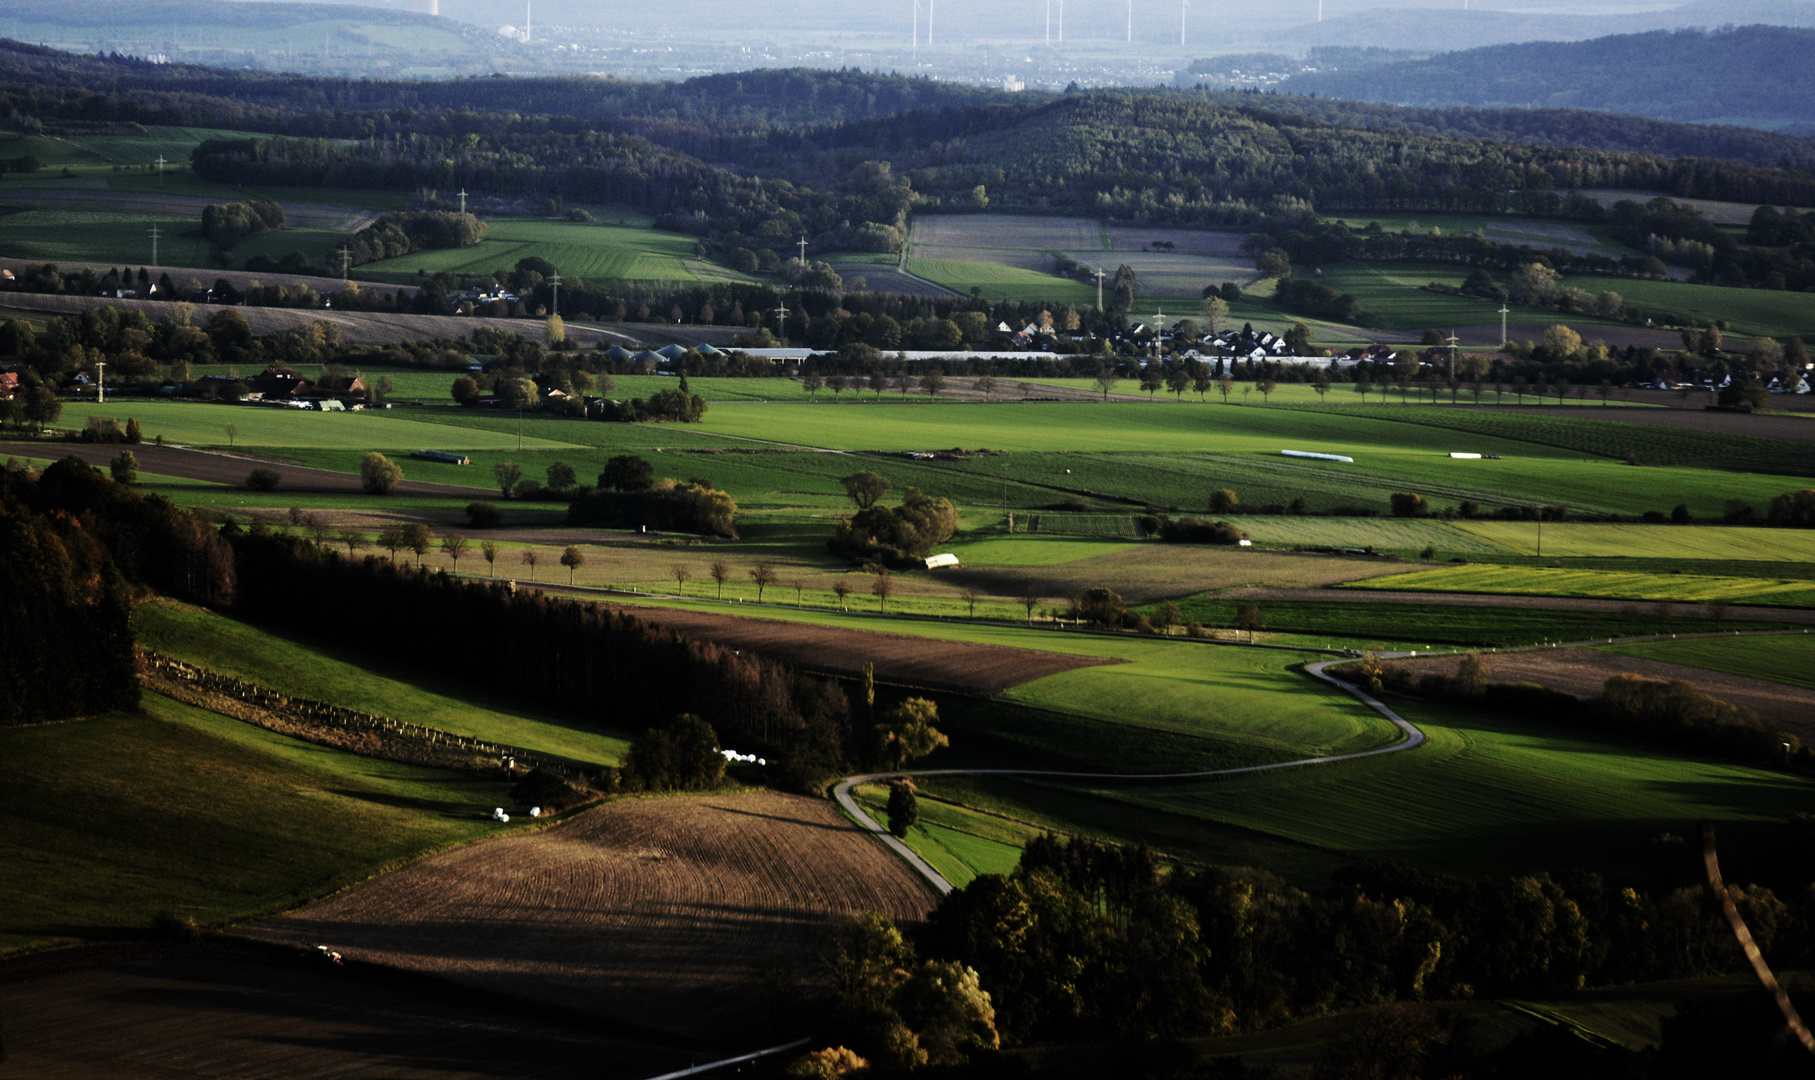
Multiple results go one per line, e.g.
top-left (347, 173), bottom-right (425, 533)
top-left (840, 830), bottom-right (1815, 1062)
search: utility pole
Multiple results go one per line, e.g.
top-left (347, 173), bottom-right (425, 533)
top-left (1445, 330), bottom-right (1460, 385)
top-left (1499, 302), bottom-right (1509, 347)
top-left (797, 235), bottom-right (808, 265)
top-left (458, 188), bottom-right (467, 215)
top-left (1094, 267), bottom-right (1105, 311)
top-left (548, 270), bottom-right (560, 317)
top-left (337, 246), bottom-right (352, 281)
top-left (148, 224), bottom-right (161, 266)
top-left (95, 360), bottom-right (106, 405)
top-left (154, 154), bottom-right (167, 186)
top-left (773, 298), bottom-right (789, 340)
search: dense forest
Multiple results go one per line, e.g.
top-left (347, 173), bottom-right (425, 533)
top-left (7, 43), bottom-right (1815, 256)
top-left (1283, 26), bottom-right (1815, 130)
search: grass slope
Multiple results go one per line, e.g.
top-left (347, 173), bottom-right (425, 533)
top-left (1350, 564), bottom-right (1815, 608)
top-left (0, 695), bottom-right (525, 956)
top-left (137, 600), bottom-right (633, 765)
top-left (354, 216), bottom-right (746, 286)
top-left (1454, 522), bottom-right (1815, 561)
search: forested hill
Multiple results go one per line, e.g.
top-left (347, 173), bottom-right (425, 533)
top-left (1182, 91), bottom-right (1815, 175)
top-left (0, 44), bottom-right (1023, 143)
top-left (8, 44), bottom-right (1815, 247)
top-left (1282, 26), bottom-right (1815, 132)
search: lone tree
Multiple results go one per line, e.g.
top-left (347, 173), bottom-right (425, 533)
top-left (871, 570), bottom-right (896, 613)
top-left (439, 533), bottom-right (469, 573)
top-left (224, 422), bottom-right (239, 448)
top-left (546, 460), bottom-right (577, 491)
top-left (339, 529), bottom-right (368, 556)
top-left (493, 460), bottom-right (523, 498)
top-left (109, 450), bottom-right (138, 485)
top-left (961, 588), bottom-right (981, 618)
top-left (520, 547), bottom-right (540, 581)
top-left (247, 468), bottom-right (281, 492)
top-left (709, 559), bottom-right (732, 599)
top-left (876, 698), bottom-right (948, 770)
top-left (1020, 590), bottom-right (1042, 625)
top-left (401, 522), bottom-right (434, 567)
top-left (600, 455), bottom-right (655, 491)
top-left (561, 545), bottom-right (585, 584)
top-left (919, 370), bottom-right (945, 397)
top-left (1390, 492), bottom-right (1427, 518)
top-left (1235, 603), bottom-right (1265, 643)
top-left (1094, 364), bottom-right (1121, 401)
top-left (360, 452), bottom-right (402, 495)
top-left (481, 539), bottom-right (498, 577)
top-left (670, 564), bottom-right (691, 595)
top-left (841, 472), bottom-right (894, 510)
top-left (1210, 488), bottom-right (1239, 514)
top-left (749, 562), bottom-right (777, 602)
top-left (886, 782), bottom-right (919, 838)
top-left (1256, 378), bottom-right (1277, 403)
top-left (833, 579), bottom-right (852, 610)
top-left (378, 526), bottom-right (404, 561)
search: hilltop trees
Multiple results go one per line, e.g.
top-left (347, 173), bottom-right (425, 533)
top-left (830, 487), bottom-right (959, 564)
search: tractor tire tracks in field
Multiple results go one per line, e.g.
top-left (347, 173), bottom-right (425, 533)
top-left (834, 660), bottom-right (1424, 895)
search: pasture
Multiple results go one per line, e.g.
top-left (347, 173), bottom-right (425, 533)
top-left (1603, 632), bottom-right (1815, 692)
top-left (1557, 272), bottom-right (1815, 340)
top-left (852, 783), bottom-right (1030, 888)
top-left (1455, 521), bottom-right (1815, 561)
top-left (1350, 564), bottom-right (1815, 608)
top-left (354, 216), bottom-right (749, 287)
top-left (137, 600), bottom-right (633, 765)
top-left (923, 693), bottom-right (1815, 885)
top-left (57, 400), bottom-right (578, 451)
top-left (1155, 597), bottom-right (1788, 648)
top-left (0, 205), bottom-right (207, 266)
top-left (905, 256), bottom-right (1096, 305)
top-left (0, 694), bottom-right (527, 956)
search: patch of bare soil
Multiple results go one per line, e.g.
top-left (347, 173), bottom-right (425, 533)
top-left (0, 944), bottom-right (686, 1079)
top-left (1386, 646), bottom-right (1815, 744)
top-left (605, 601), bottom-right (1119, 695)
top-left (242, 790), bottom-right (935, 1046)
top-left (1106, 226), bottom-right (1247, 256)
top-left (1, 439), bottom-right (497, 498)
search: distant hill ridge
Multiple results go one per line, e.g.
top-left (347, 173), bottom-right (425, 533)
top-left (1287, 0), bottom-right (1815, 51)
top-left (1282, 25), bottom-right (1815, 133)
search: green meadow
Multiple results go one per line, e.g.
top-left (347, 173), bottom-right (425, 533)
top-left (0, 694), bottom-right (530, 955)
top-left (905, 257), bottom-right (1096, 305)
top-left (354, 216), bottom-right (749, 286)
top-left (1351, 564), bottom-right (1815, 608)
top-left (137, 600), bottom-right (633, 766)
top-left (1455, 521), bottom-right (1815, 561)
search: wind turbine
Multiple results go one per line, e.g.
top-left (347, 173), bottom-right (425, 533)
top-left (1127, 0), bottom-right (1133, 42)
top-left (1058, 0), bottom-right (1064, 43)
top-left (1045, 0), bottom-right (1051, 46)
top-left (913, 0), bottom-right (920, 55)
top-left (1317, 0), bottom-right (1322, 22)
top-left (929, 0), bottom-right (934, 44)
top-left (1180, 0), bottom-right (1188, 45)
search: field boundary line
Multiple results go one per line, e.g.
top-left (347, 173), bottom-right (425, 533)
top-left (638, 1035), bottom-right (814, 1080)
top-left (832, 660), bottom-right (1423, 895)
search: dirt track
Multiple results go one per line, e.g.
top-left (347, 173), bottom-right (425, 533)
top-left (0, 945), bottom-right (687, 1079)
top-left (1385, 646), bottom-right (1815, 744)
top-left (606, 601), bottom-right (1119, 695)
top-left (243, 790), bottom-right (935, 1046)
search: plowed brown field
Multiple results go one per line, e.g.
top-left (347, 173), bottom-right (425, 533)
top-left (604, 601), bottom-right (1120, 694)
top-left (1386, 647), bottom-right (1815, 744)
top-left (243, 791), bottom-right (935, 1045)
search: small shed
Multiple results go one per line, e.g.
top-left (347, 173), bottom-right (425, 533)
top-left (924, 553), bottom-right (961, 570)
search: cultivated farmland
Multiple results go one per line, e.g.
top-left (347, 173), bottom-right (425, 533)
top-left (1603, 632), bottom-right (1815, 692)
top-left (1351, 564), bottom-right (1815, 609)
top-left (244, 790), bottom-right (935, 1044)
top-left (354, 216), bottom-right (749, 287)
top-left (1384, 643), bottom-right (1815, 744)
top-left (1454, 521), bottom-right (1815, 561)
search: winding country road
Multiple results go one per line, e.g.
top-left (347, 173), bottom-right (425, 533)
top-left (833, 658), bottom-right (1424, 895)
